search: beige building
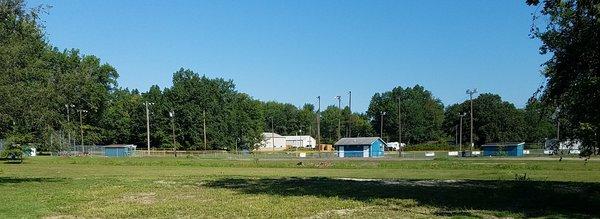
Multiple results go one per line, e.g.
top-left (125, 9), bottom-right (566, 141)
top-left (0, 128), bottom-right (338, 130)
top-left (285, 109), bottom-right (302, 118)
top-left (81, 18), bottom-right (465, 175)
top-left (284, 135), bottom-right (316, 148)
top-left (255, 132), bottom-right (286, 151)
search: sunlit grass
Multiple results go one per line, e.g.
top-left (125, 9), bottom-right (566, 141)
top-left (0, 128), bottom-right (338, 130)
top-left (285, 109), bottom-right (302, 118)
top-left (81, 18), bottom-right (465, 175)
top-left (0, 156), bottom-right (598, 218)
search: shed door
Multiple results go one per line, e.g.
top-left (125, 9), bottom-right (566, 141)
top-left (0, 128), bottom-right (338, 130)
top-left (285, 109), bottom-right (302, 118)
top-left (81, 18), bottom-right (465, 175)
top-left (339, 146), bottom-right (344, 157)
top-left (363, 146), bottom-right (369, 157)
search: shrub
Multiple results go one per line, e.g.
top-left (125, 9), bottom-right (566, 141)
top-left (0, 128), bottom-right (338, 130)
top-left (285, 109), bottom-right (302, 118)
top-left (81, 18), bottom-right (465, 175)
top-left (0, 134), bottom-right (32, 163)
top-left (1, 144), bottom-right (24, 163)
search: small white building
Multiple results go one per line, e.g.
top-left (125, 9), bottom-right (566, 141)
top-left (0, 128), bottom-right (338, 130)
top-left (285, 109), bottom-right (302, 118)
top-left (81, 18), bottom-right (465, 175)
top-left (544, 139), bottom-right (581, 154)
top-left (284, 135), bottom-right (316, 148)
top-left (256, 132), bottom-right (286, 150)
top-left (386, 142), bottom-right (405, 151)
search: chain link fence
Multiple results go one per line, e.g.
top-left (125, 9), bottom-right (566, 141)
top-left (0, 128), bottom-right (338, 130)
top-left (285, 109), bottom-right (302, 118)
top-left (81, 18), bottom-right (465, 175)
top-left (135, 150), bottom-right (338, 160)
top-left (48, 147), bottom-right (581, 159)
top-left (56, 145), bottom-right (105, 156)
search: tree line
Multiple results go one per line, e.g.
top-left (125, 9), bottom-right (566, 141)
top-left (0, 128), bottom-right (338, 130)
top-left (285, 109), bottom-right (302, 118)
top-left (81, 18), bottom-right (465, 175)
top-left (367, 86), bottom-right (556, 147)
top-left (2, 0), bottom-right (595, 154)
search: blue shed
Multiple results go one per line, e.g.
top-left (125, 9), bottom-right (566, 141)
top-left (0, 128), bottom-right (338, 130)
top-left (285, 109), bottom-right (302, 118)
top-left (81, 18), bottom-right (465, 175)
top-left (334, 137), bottom-right (386, 158)
top-left (103, 144), bottom-right (136, 157)
top-left (481, 142), bottom-right (524, 157)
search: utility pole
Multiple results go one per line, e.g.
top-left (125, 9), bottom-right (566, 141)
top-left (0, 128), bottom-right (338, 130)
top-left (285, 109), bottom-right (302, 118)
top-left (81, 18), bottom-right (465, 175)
top-left (397, 96), bottom-right (402, 144)
top-left (77, 109), bottom-right (88, 153)
top-left (454, 125), bottom-right (458, 146)
top-left (348, 91), bottom-right (352, 137)
top-left (397, 96), bottom-right (402, 157)
top-left (203, 110), bottom-right (207, 150)
top-left (380, 111), bottom-right (386, 139)
top-left (65, 104), bottom-right (74, 147)
top-left (271, 117), bottom-right (275, 151)
top-left (466, 88), bottom-right (477, 150)
top-left (144, 102), bottom-right (154, 154)
top-left (169, 110), bottom-right (176, 157)
top-left (316, 96), bottom-right (321, 148)
top-left (459, 113), bottom-right (466, 152)
top-left (335, 95), bottom-right (341, 140)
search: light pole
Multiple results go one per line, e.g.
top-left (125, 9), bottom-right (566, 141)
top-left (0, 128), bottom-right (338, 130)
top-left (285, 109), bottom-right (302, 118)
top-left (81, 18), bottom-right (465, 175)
top-left (459, 112), bottom-right (466, 152)
top-left (466, 88), bottom-right (478, 150)
top-left (316, 96), bottom-right (321, 148)
top-left (77, 109), bottom-right (88, 153)
top-left (144, 102), bottom-right (154, 154)
top-left (169, 110), bottom-right (176, 157)
top-left (348, 91), bottom-right (352, 137)
top-left (335, 95), bottom-right (341, 140)
top-left (380, 111), bottom-right (386, 139)
top-left (65, 104), bottom-right (75, 147)
top-left (397, 96), bottom-right (402, 157)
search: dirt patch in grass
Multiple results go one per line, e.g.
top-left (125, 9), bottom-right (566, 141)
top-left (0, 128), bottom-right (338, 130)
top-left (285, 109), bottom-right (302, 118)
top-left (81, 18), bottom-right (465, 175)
top-left (43, 216), bottom-right (77, 219)
top-left (154, 180), bottom-right (177, 185)
top-left (122, 192), bottom-right (156, 204)
top-left (308, 206), bottom-right (374, 218)
top-left (337, 178), bottom-right (471, 187)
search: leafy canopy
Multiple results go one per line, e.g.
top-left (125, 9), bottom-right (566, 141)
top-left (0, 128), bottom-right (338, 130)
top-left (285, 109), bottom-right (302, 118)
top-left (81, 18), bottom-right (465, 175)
top-left (527, 0), bottom-right (600, 155)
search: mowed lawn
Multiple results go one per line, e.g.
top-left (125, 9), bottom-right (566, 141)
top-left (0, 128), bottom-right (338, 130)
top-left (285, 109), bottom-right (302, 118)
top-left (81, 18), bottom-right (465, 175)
top-left (1, 157), bottom-right (599, 218)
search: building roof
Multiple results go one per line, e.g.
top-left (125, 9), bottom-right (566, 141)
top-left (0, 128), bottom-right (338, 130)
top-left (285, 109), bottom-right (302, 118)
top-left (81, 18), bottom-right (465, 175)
top-left (481, 142), bottom-right (525, 147)
top-left (284, 135), bottom-right (315, 140)
top-left (334, 137), bottom-right (385, 146)
top-left (104, 144), bottom-right (136, 148)
top-left (262, 132), bottom-right (284, 138)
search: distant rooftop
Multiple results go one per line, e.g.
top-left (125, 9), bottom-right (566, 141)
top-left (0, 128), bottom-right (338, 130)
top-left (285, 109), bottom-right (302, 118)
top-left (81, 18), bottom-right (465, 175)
top-left (481, 142), bottom-right (525, 147)
top-left (334, 137), bottom-right (384, 146)
top-left (104, 144), bottom-right (136, 148)
top-left (262, 132), bottom-right (284, 138)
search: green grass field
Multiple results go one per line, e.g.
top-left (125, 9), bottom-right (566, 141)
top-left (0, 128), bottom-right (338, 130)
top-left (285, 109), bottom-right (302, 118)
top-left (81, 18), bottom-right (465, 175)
top-left (1, 156), bottom-right (599, 218)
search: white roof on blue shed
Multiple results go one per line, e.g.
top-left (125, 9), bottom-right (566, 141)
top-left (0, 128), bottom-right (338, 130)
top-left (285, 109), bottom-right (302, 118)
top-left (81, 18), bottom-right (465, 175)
top-left (334, 137), bottom-right (386, 146)
top-left (481, 142), bottom-right (525, 147)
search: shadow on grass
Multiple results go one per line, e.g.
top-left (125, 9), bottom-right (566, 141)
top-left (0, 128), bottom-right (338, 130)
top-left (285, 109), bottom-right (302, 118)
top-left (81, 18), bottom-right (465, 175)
top-left (0, 177), bottom-right (64, 184)
top-left (205, 177), bottom-right (600, 218)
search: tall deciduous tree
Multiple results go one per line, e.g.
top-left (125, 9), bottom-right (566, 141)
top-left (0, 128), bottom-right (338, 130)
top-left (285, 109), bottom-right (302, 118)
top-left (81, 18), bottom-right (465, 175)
top-left (443, 94), bottom-right (526, 146)
top-left (367, 85), bottom-right (445, 144)
top-left (523, 99), bottom-right (556, 144)
top-left (262, 102), bottom-right (300, 136)
top-left (527, 0), bottom-right (599, 155)
top-left (158, 68), bottom-right (264, 150)
top-left (319, 106), bottom-right (342, 144)
top-left (1, 1), bottom-right (117, 149)
top-left (99, 88), bottom-right (144, 146)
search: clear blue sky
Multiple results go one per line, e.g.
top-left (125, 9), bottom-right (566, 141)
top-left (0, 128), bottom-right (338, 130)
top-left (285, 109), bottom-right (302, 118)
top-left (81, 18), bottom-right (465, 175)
top-left (29, 0), bottom-right (547, 113)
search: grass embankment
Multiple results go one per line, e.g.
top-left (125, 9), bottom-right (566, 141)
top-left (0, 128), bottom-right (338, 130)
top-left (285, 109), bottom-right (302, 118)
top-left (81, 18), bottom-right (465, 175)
top-left (1, 157), bottom-right (599, 218)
